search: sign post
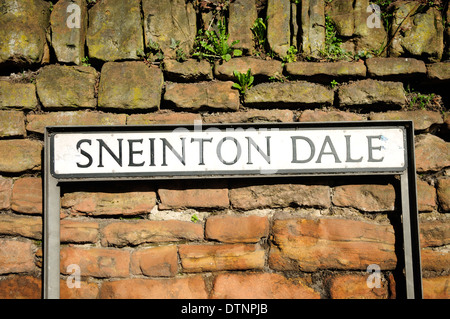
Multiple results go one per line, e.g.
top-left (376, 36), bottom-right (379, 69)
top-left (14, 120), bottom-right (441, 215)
top-left (43, 121), bottom-right (422, 299)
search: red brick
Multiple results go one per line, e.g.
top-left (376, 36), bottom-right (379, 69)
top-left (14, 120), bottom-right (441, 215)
top-left (0, 239), bottom-right (35, 275)
top-left (205, 215), bottom-right (269, 243)
top-left (0, 139), bottom-right (42, 173)
top-left (421, 248), bottom-right (449, 271)
top-left (99, 276), bottom-right (208, 299)
top-left (11, 177), bottom-right (42, 215)
top-left (101, 220), bottom-right (203, 247)
top-left (179, 243), bottom-right (265, 272)
top-left (328, 274), bottom-right (390, 299)
top-left (131, 245), bottom-right (178, 277)
top-left (158, 180), bottom-right (229, 209)
top-left (332, 184), bottom-right (396, 212)
top-left (0, 214), bottom-right (42, 239)
top-left (60, 219), bottom-right (99, 243)
top-left (269, 218), bottom-right (396, 271)
top-left (422, 275), bottom-right (450, 299)
top-left (61, 191), bottom-right (156, 216)
top-left (415, 134), bottom-right (450, 173)
top-left (420, 220), bottom-right (450, 248)
top-left (229, 183), bottom-right (331, 210)
top-left (60, 279), bottom-right (100, 299)
top-left (60, 246), bottom-right (130, 278)
top-left (127, 112), bottom-right (201, 125)
top-left (211, 272), bottom-right (320, 299)
top-left (0, 275), bottom-right (41, 299)
top-left (437, 178), bottom-right (450, 212)
top-left (26, 111), bottom-right (127, 134)
top-left (416, 179), bottom-right (437, 212)
top-left (0, 177), bottom-right (13, 210)
top-left (202, 109), bottom-right (294, 123)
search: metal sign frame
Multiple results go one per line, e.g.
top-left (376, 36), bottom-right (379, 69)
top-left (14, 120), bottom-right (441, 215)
top-left (43, 121), bottom-right (422, 299)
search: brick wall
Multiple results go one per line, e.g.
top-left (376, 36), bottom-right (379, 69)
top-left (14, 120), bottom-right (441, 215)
top-left (0, 0), bottom-right (449, 299)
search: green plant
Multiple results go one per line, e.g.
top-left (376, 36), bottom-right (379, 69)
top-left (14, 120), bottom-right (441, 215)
top-left (406, 85), bottom-right (437, 109)
top-left (191, 214), bottom-right (199, 223)
top-left (320, 15), bottom-right (351, 61)
top-left (81, 56), bottom-right (90, 66)
top-left (192, 18), bottom-right (242, 62)
top-left (251, 17), bottom-right (268, 50)
top-left (330, 79), bottom-right (339, 89)
top-left (282, 46), bottom-right (298, 65)
top-left (232, 69), bottom-right (254, 94)
top-left (170, 38), bottom-right (188, 62)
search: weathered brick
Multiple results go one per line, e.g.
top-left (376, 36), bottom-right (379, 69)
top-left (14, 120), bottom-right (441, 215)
top-left (422, 275), bottom-right (450, 299)
top-left (416, 179), bottom-right (437, 212)
top-left (415, 134), bottom-right (450, 173)
top-left (127, 112), bottom-right (201, 125)
top-left (269, 218), bottom-right (396, 271)
top-left (229, 183), bottom-right (331, 210)
top-left (420, 220), bottom-right (450, 248)
top-left (99, 276), bottom-right (208, 299)
top-left (60, 219), bottom-right (99, 243)
top-left (0, 140), bottom-right (42, 173)
top-left (61, 191), bottom-right (156, 216)
top-left (0, 239), bottom-right (35, 275)
top-left (332, 184), bottom-right (396, 212)
top-left (421, 248), bottom-right (449, 272)
top-left (0, 214), bottom-right (42, 239)
top-left (244, 82), bottom-right (334, 108)
top-left (26, 111), bottom-right (126, 134)
top-left (60, 279), bottom-right (99, 299)
top-left (327, 274), bottom-right (390, 299)
top-left (211, 272), bottom-right (320, 299)
top-left (299, 109), bottom-right (364, 122)
top-left (131, 245), bottom-right (178, 277)
top-left (369, 110), bottom-right (443, 132)
top-left (427, 62), bottom-right (450, 81)
top-left (214, 57), bottom-right (283, 81)
top-left (179, 243), bottom-right (265, 272)
top-left (11, 177), bottom-right (42, 215)
top-left (0, 110), bottom-right (26, 137)
top-left (60, 246), bottom-right (130, 278)
top-left (437, 178), bottom-right (450, 212)
top-left (101, 220), bottom-right (203, 247)
top-left (0, 177), bottom-right (13, 210)
top-left (202, 109), bottom-right (294, 124)
top-left (0, 81), bottom-right (38, 110)
top-left (163, 59), bottom-right (213, 82)
top-left (366, 57), bottom-right (427, 79)
top-left (205, 215), bottom-right (269, 243)
top-left (158, 181), bottom-right (229, 209)
top-left (338, 79), bottom-right (406, 109)
top-left (0, 275), bottom-right (41, 299)
top-left (164, 81), bottom-right (240, 111)
top-left (286, 61), bottom-right (367, 81)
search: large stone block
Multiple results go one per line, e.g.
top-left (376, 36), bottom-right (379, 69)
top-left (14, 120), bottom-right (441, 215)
top-left (267, 0), bottom-right (291, 58)
top-left (86, 0), bottom-right (143, 61)
top-left (300, 0), bottom-right (325, 59)
top-left (36, 65), bottom-right (97, 109)
top-left (142, 0), bottom-right (196, 59)
top-left (0, 81), bottom-right (38, 110)
top-left (98, 62), bottom-right (164, 110)
top-left (228, 0), bottom-right (258, 52)
top-left (390, 3), bottom-right (444, 62)
top-left (0, 0), bottom-right (50, 67)
top-left (50, 0), bottom-right (88, 65)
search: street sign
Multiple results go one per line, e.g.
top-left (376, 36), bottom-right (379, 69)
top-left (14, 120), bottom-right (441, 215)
top-left (43, 121), bottom-right (422, 299)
